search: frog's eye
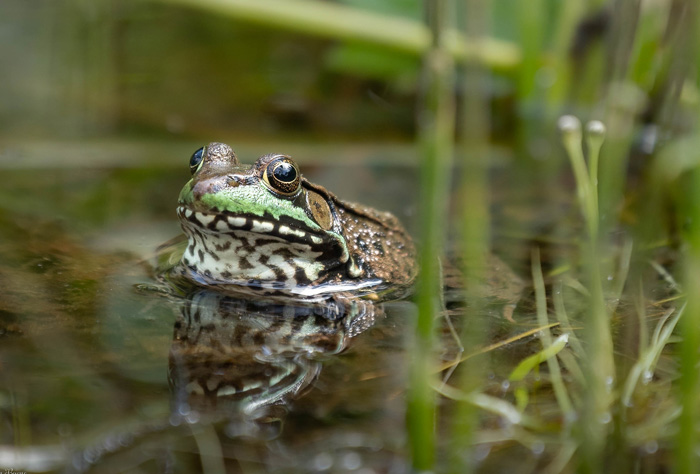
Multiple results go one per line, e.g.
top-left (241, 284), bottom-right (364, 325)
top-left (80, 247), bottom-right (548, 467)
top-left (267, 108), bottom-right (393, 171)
top-left (189, 146), bottom-right (206, 174)
top-left (263, 158), bottom-right (301, 195)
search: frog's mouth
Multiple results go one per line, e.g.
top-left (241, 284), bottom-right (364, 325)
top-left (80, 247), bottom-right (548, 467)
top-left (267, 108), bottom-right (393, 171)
top-left (176, 206), bottom-right (335, 247)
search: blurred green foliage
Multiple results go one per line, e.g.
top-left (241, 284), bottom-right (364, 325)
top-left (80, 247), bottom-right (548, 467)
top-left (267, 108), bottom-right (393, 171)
top-left (2, 0), bottom-right (700, 473)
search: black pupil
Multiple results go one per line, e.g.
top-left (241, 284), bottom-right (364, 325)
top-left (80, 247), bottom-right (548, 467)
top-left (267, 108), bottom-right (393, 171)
top-left (189, 147), bottom-right (205, 170)
top-left (273, 161), bottom-right (297, 183)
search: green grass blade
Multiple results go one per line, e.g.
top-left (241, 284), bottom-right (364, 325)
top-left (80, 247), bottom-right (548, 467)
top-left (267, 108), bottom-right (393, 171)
top-left (531, 249), bottom-right (574, 418)
top-left (508, 333), bottom-right (569, 383)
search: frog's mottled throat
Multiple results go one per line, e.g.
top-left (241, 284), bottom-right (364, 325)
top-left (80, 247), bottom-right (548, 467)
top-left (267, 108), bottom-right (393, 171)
top-left (175, 142), bottom-right (416, 296)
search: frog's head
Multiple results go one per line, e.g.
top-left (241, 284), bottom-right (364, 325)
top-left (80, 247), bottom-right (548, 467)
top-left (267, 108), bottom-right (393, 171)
top-left (177, 143), bottom-right (360, 289)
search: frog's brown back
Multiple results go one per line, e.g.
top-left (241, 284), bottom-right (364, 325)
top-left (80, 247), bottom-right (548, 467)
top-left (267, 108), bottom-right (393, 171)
top-left (335, 198), bottom-right (417, 286)
top-left (302, 179), bottom-right (417, 286)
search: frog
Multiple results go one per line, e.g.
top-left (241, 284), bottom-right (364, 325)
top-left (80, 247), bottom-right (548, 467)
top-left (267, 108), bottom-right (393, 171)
top-left (171, 142), bottom-right (417, 301)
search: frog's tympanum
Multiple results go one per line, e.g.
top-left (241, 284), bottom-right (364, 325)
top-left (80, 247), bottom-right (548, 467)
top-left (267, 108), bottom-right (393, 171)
top-left (172, 143), bottom-right (416, 301)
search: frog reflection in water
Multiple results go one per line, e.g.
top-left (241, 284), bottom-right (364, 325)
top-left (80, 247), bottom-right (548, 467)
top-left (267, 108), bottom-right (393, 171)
top-left (172, 142), bottom-right (416, 303)
top-left (169, 289), bottom-right (378, 420)
top-left (160, 144), bottom-right (524, 429)
top-left (163, 142), bottom-right (414, 420)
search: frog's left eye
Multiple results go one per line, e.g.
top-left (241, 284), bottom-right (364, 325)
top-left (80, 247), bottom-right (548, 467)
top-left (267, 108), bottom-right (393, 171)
top-left (263, 158), bottom-right (301, 195)
top-left (189, 146), bottom-right (206, 174)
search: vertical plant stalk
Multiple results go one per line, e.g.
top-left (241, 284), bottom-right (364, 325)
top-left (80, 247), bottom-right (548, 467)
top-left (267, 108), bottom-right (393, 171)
top-left (459, 0), bottom-right (491, 306)
top-left (597, 0), bottom-right (642, 234)
top-left (514, 0), bottom-right (545, 156)
top-left (559, 116), bottom-right (615, 473)
top-left (545, 0), bottom-right (585, 116)
top-left (447, 0), bottom-right (491, 472)
top-left (408, 0), bottom-right (455, 471)
top-left (679, 230), bottom-right (700, 474)
top-left (675, 5), bottom-right (700, 473)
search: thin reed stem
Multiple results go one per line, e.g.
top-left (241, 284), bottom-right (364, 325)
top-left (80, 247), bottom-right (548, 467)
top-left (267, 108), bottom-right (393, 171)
top-left (408, 0), bottom-right (456, 471)
top-left (677, 175), bottom-right (700, 473)
top-left (675, 4), bottom-right (700, 473)
top-left (447, 1), bottom-right (492, 471)
top-left (559, 114), bottom-right (615, 473)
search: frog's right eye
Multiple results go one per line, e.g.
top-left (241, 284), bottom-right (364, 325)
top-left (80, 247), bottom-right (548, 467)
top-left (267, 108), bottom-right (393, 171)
top-left (262, 157), bottom-right (301, 196)
top-left (189, 146), bottom-right (206, 174)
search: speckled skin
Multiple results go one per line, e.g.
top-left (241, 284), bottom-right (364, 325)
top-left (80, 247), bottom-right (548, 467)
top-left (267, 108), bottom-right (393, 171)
top-left (175, 143), bottom-right (417, 298)
top-left (332, 197), bottom-right (416, 287)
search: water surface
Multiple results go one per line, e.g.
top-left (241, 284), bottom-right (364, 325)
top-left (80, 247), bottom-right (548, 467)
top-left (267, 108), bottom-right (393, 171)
top-left (0, 144), bottom-right (563, 473)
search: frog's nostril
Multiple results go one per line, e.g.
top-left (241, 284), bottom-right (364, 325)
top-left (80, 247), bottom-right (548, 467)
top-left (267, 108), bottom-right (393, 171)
top-left (227, 174), bottom-right (249, 187)
top-left (192, 179), bottom-right (219, 199)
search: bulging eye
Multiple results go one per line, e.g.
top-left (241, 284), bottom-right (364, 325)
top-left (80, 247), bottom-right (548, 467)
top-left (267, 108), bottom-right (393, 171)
top-left (189, 146), bottom-right (205, 174)
top-left (263, 158), bottom-right (301, 195)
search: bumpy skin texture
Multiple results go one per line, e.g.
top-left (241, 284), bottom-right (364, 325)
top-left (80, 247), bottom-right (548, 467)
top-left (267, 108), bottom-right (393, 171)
top-left (332, 196), bottom-right (416, 286)
top-left (175, 143), bottom-right (417, 297)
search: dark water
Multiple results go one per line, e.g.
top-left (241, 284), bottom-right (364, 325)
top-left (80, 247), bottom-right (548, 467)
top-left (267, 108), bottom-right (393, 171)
top-left (0, 150), bottom-right (557, 473)
top-left (0, 157), bottom-right (422, 473)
